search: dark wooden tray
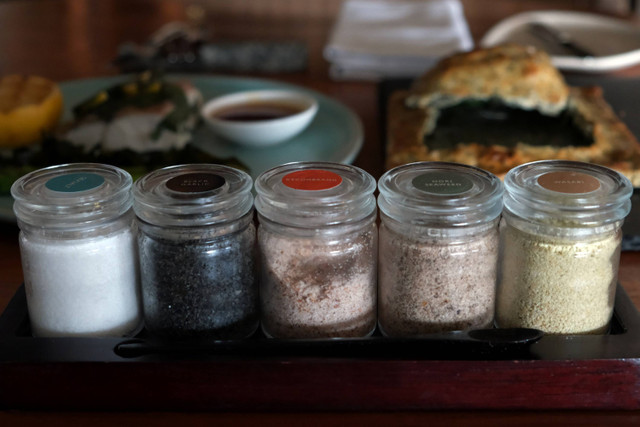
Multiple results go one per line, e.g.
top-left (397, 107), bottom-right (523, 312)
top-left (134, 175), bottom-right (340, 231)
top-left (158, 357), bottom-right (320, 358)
top-left (1, 283), bottom-right (640, 411)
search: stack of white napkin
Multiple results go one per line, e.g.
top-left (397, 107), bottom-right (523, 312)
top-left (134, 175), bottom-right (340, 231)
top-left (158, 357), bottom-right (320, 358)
top-left (324, 0), bottom-right (474, 81)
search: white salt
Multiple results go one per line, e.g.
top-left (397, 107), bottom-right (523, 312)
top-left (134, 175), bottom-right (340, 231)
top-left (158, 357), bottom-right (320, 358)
top-left (19, 228), bottom-right (141, 337)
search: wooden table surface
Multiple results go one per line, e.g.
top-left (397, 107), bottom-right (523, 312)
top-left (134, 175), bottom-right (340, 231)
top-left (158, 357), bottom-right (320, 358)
top-left (1, 0), bottom-right (640, 424)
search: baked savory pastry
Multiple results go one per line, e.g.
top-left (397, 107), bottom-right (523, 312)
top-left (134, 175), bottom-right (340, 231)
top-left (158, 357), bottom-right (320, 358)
top-left (387, 44), bottom-right (640, 186)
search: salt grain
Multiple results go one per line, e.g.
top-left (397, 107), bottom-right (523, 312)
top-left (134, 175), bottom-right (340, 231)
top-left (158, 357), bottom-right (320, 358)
top-left (21, 226), bottom-right (141, 336)
top-left (255, 162), bottom-right (377, 338)
top-left (496, 161), bottom-right (632, 334)
top-left (259, 221), bottom-right (377, 338)
top-left (497, 225), bottom-right (621, 334)
top-left (377, 162), bottom-right (503, 337)
top-left (138, 221), bottom-right (258, 339)
top-left (11, 163), bottom-right (142, 337)
top-left (133, 164), bottom-right (258, 340)
top-left (378, 224), bottom-right (499, 335)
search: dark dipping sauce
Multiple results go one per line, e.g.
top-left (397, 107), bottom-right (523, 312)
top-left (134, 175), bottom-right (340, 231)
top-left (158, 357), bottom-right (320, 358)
top-left (212, 101), bottom-right (304, 122)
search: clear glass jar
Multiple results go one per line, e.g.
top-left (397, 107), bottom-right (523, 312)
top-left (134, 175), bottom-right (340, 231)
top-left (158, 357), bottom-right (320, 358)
top-left (377, 162), bottom-right (504, 336)
top-left (255, 162), bottom-right (377, 339)
top-left (133, 164), bottom-right (257, 340)
top-left (496, 160), bottom-right (633, 334)
top-left (11, 163), bottom-right (141, 337)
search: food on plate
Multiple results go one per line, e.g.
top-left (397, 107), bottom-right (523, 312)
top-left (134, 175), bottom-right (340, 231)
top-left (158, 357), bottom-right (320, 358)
top-left (61, 71), bottom-right (202, 154)
top-left (386, 44), bottom-right (640, 185)
top-left (0, 75), bottom-right (63, 148)
top-left (0, 72), bottom-right (245, 194)
top-left (405, 44), bottom-right (569, 115)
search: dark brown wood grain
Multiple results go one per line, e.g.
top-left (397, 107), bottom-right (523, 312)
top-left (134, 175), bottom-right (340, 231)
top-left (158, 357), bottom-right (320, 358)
top-left (2, 359), bottom-right (640, 411)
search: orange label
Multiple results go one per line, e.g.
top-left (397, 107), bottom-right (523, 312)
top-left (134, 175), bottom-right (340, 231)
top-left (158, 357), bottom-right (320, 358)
top-left (282, 169), bottom-right (343, 191)
top-left (537, 171), bottom-right (601, 194)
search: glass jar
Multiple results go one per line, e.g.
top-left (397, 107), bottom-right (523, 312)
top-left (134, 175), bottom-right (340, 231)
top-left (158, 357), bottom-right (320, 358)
top-left (11, 163), bottom-right (141, 337)
top-left (133, 164), bottom-right (257, 340)
top-left (496, 160), bottom-right (632, 334)
top-left (377, 162), bottom-right (504, 336)
top-left (255, 162), bottom-right (377, 339)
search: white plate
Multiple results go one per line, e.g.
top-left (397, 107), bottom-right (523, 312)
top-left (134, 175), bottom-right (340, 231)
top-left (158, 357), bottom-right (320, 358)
top-left (480, 10), bottom-right (640, 73)
top-left (0, 75), bottom-right (364, 221)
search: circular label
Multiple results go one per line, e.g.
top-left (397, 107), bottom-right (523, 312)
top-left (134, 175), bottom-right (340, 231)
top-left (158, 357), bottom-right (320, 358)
top-left (45, 173), bottom-right (105, 193)
top-left (412, 172), bottom-right (473, 195)
top-left (282, 169), bottom-right (343, 191)
top-left (166, 173), bottom-right (225, 193)
top-left (537, 171), bottom-right (601, 194)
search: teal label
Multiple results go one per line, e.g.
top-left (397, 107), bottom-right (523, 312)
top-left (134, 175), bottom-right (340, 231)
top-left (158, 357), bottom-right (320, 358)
top-left (45, 173), bottom-right (105, 193)
top-left (412, 172), bottom-right (473, 195)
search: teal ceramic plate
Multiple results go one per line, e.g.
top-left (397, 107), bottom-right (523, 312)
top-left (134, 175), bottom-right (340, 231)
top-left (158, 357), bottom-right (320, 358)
top-left (0, 75), bottom-right (364, 221)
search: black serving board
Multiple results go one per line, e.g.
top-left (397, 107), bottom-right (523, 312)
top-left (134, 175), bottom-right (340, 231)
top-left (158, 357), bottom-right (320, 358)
top-left (1, 283), bottom-right (640, 411)
top-left (378, 76), bottom-right (640, 250)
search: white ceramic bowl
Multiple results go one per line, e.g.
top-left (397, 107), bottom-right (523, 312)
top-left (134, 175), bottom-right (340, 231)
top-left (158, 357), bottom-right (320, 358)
top-left (201, 89), bottom-right (319, 147)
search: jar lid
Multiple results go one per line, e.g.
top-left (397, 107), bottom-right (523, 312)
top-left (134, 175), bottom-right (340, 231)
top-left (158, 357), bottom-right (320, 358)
top-left (378, 162), bottom-right (504, 227)
top-left (11, 163), bottom-right (132, 229)
top-left (254, 162), bottom-right (376, 228)
top-left (504, 160), bottom-right (632, 227)
top-left (133, 164), bottom-right (253, 227)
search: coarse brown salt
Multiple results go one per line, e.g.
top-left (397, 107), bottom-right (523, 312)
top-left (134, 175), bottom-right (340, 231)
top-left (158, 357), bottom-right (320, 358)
top-left (255, 162), bottom-right (377, 339)
top-left (379, 224), bottom-right (498, 335)
top-left (259, 221), bottom-right (377, 338)
top-left (377, 162), bottom-right (503, 337)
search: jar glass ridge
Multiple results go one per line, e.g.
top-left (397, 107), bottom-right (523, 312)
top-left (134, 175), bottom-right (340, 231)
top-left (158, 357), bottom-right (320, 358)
top-left (496, 160), bottom-right (632, 334)
top-left (377, 162), bottom-right (503, 337)
top-left (133, 164), bottom-right (258, 340)
top-left (255, 161), bottom-right (378, 339)
top-left (11, 163), bottom-right (141, 337)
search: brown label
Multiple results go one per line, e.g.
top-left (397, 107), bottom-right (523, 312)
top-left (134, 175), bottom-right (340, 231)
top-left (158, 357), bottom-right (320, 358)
top-left (537, 171), bottom-right (601, 194)
top-left (166, 173), bottom-right (225, 193)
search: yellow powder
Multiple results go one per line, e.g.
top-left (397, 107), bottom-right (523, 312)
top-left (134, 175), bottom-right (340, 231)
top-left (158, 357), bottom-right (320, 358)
top-left (496, 224), bottom-right (621, 334)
